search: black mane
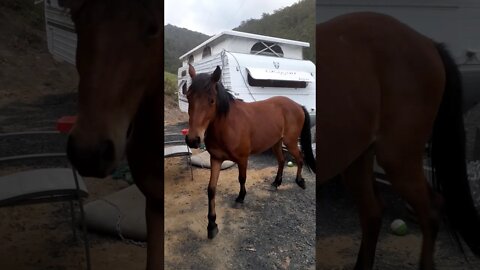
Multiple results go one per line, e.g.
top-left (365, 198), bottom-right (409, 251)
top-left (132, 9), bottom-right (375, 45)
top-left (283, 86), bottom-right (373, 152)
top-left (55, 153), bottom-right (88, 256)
top-left (215, 81), bottom-right (235, 116)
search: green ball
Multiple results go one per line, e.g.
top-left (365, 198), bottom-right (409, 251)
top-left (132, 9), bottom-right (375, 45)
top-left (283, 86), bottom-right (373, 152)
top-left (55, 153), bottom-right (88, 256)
top-left (390, 219), bottom-right (408, 236)
top-left (287, 161), bottom-right (294, 167)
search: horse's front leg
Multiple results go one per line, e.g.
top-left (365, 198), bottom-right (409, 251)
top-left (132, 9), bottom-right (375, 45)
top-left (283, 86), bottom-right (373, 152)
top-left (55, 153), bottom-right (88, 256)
top-left (145, 198), bottom-right (164, 270)
top-left (207, 158), bottom-right (222, 239)
top-left (128, 169), bottom-right (164, 269)
top-left (127, 142), bottom-right (163, 269)
top-left (128, 164), bottom-right (163, 269)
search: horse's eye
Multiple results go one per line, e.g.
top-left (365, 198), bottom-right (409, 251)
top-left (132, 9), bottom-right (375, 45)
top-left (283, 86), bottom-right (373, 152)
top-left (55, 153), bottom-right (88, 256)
top-left (209, 98), bottom-right (215, 104)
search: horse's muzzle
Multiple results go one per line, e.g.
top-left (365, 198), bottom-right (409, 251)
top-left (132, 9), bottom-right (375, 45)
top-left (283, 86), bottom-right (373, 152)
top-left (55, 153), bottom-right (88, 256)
top-left (66, 135), bottom-right (115, 178)
top-left (185, 135), bottom-right (201, 149)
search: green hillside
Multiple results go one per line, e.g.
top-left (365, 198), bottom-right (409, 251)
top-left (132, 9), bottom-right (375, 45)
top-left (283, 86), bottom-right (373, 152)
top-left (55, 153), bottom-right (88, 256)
top-left (164, 24), bottom-right (210, 74)
top-left (164, 71), bottom-right (177, 99)
top-left (234, 0), bottom-right (315, 62)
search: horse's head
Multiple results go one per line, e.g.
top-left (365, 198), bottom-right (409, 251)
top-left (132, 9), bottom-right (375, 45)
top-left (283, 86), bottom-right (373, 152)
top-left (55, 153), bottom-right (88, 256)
top-left (185, 65), bottom-right (228, 148)
top-left (64, 0), bottom-right (162, 178)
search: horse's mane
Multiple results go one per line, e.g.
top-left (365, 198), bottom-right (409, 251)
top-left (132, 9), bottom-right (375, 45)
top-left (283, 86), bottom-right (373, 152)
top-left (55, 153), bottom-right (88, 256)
top-left (189, 74), bottom-right (235, 117)
top-left (215, 82), bottom-right (235, 117)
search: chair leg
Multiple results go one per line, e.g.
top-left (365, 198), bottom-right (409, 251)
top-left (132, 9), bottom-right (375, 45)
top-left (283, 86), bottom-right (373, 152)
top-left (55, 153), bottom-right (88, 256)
top-left (78, 197), bottom-right (91, 270)
top-left (69, 200), bottom-right (78, 240)
top-left (72, 168), bottom-right (91, 270)
top-left (188, 156), bottom-right (194, 181)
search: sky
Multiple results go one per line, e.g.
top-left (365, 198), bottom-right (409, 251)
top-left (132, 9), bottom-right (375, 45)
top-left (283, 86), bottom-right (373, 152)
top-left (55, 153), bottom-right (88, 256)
top-left (164, 0), bottom-right (301, 36)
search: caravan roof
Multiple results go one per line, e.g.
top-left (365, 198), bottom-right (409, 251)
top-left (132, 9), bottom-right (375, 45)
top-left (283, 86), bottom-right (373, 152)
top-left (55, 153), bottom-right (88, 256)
top-left (179, 30), bottom-right (310, 60)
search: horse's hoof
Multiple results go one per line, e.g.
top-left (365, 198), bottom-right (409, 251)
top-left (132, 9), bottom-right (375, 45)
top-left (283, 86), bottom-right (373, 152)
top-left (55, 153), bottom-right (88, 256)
top-left (235, 190), bottom-right (246, 203)
top-left (232, 201), bottom-right (244, 209)
top-left (207, 225), bottom-right (219, 239)
top-left (296, 178), bottom-right (306, 189)
top-left (271, 181), bottom-right (281, 188)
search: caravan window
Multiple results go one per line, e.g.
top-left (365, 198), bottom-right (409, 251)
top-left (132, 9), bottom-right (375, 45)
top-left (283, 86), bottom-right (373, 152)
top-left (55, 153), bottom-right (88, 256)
top-left (251, 42), bottom-right (284, 57)
top-left (246, 67), bottom-right (311, 88)
top-left (247, 75), bottom-right (307, 88)
top-left (202, 46), bottom-right (211, 58)
top-left (179, 80), bottom-right (187, 95)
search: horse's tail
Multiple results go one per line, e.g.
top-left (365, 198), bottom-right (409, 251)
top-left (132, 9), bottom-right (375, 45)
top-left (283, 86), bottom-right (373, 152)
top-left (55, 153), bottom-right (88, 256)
top-left (431, 43), bottom-right (480, 255)
top-left (300, 106), bottom-right (316, 173)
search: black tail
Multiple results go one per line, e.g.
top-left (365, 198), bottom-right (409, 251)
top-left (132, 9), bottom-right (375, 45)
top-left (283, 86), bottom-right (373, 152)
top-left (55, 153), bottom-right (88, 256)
top-left (300, 106), bottom-right (316, 173)
top-left (431, 43), bottom-right (480, 255)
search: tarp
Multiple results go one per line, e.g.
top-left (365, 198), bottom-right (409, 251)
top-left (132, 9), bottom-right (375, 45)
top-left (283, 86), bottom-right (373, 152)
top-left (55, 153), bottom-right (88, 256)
top-left (84, 185), bottom-right (146, 241)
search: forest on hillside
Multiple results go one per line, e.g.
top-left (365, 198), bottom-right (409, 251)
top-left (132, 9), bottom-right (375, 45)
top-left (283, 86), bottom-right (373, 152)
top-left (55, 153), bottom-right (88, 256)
top-left (164, 0), bottom-right (315, 73)
top-left (234, 0), bottom-right (315, 63)
top-left (164, 25), bottom-right (210, 74)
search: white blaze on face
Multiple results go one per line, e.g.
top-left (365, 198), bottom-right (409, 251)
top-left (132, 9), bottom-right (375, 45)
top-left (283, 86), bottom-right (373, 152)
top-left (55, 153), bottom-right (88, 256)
top-left (188, 105), bottom-right (211, 144)
top-left (187, 125), bottom-right (206, 144)
top-left (108, 116), bottom-right (131, 161)
top-left (198, 128), bottom-right (206, 143)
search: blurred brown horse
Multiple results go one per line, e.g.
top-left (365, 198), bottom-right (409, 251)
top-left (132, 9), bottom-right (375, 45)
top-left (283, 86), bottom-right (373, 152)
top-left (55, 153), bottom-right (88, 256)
top-left (63, 0), bottom-right (163, 269)
top-left (317, 12), bottom-right (480, 269)
top-left (186, 65), bottom-right (316, 239)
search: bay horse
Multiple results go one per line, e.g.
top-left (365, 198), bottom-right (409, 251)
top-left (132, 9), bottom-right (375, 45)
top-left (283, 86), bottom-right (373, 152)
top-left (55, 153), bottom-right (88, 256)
top-left (185, 64), bottom-right (316, 239)
top-left (316, 12), bottom-right (480, 269)
top-left (62, 0), bottom-right (163, 269)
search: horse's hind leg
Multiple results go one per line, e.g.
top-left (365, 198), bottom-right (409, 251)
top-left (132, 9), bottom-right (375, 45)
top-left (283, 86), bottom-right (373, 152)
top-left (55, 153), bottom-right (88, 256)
top-left (284, 138), bottom-right (305, 189)
top-left (342, 147), bottom-right (383, 270)
top-left (235, 158), bottom-right (248, 203)
top-left (271, 140), bottom-right (285, 188)
top-left (379, 154), bottom-right (442, 270)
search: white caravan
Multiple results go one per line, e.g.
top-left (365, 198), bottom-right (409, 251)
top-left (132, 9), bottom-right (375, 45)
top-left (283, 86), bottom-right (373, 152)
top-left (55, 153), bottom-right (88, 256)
top-left (177, 30), bottom-right (316, 125)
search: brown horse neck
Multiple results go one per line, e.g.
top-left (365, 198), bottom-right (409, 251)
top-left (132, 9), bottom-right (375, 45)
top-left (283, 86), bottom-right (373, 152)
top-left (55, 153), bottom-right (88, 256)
top-left (206, 99), bottom-right (242, 138)
top-left (214, 98), bottom-right (245, 122)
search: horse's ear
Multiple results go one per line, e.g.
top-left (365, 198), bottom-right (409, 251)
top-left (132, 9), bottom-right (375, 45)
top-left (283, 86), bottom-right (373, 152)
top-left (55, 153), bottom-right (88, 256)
top-left (188, 64), bottom-right (196, 79)
top-left (212, 66), bottom-right (221, 83)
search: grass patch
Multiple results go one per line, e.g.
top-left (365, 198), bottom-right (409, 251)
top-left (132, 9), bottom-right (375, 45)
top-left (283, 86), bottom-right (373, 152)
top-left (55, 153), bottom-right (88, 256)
top-left (164, 71), bottom-right (178, 100)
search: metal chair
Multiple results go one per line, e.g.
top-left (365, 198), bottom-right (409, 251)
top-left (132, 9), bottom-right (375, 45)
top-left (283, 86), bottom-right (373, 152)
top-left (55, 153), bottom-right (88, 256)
top-left (164, 130), bottom-right (194, 181)
top-left (0, 130), bottom-right (91, 270)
